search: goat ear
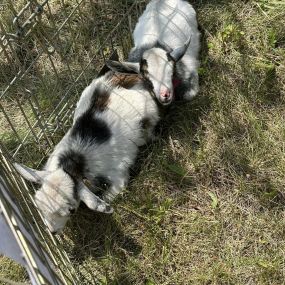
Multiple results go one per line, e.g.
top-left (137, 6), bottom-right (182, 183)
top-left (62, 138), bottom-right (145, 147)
top-left (106, 60), bottom-right (140, 74)
top-left (13, 163), bottom-right (48, 184)
top-left (78, 184), bottom-right (113, 214)
top-left (168, 36), bottom-right (192, 62)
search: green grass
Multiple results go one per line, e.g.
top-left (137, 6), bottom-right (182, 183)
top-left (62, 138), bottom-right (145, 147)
top-left (1, 0), bottom-right (285, 284)
top-left (63, 1), bottom-right (285, 284)
top-left (0, 0), bottom-right (133, 160)
top-left (0, 257), bottom-right (28, 285)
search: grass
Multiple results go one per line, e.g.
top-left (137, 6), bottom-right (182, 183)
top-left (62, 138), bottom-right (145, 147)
top-left (1, 0), bottom-right (285, 284)
top-left (0, 257), bottom-right (28, 285)
top-left (0, 0), bottom-right (134, 161)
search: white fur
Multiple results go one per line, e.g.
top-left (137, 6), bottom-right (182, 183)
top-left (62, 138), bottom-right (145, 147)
top-left (14, 72), bottom-right (159, 233)
top-left (130, 0), bottom-right (200, 103)
top-left (57, 75), bottom-right (159, 200)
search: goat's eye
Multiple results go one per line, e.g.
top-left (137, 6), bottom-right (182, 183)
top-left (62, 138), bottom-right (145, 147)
top-left (140, 59), bottom-right (148, 74)
top-left (69, 209), bottom-right (76, 214)
top-left (94, 176), bottom-right (111, 192)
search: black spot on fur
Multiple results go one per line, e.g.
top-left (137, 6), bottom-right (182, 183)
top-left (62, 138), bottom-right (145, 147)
top-left (58, 150), bottom-right (86, 179)
top-left (140, 117), bottom-right (152, 130)
top-left (71, 115), bottom-right (111, 145)
top-left (173, 61), bottom-right (191, 100)
top-left (143, 77), bottom-right (154, 93)
top-left (139, 59), bottom-right (154, 93)
top-left (58, 150), bottom-right (86, 199)
top-left (166, 52), bottom-right (175, 62)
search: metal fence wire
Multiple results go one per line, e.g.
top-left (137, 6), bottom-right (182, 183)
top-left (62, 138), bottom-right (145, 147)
top-left (0, 0), bottom-right (147, 284)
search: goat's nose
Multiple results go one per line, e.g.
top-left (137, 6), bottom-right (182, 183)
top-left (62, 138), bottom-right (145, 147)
top-left (160, 90), bottom-right (171, 99)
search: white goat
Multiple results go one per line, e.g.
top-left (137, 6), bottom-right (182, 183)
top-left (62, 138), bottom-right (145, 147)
top-left (107, 0), bottom-right (200, 105)
top-left (14, 71), bottom-right (160, 234)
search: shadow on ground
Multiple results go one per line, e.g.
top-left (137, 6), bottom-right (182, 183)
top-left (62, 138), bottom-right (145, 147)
top-left (56, 1), bottom-right (285, 284)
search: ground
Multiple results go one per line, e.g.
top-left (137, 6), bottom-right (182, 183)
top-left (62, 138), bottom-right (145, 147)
top-left (1, 0), bottom-right (285, 284)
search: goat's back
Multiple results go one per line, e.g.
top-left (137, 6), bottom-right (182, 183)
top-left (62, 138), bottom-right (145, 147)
top-left (75, 74), bottom-right (159, 147)
top-left (47, 74), bottom-right (159, 180)
top-left (133, 0), bottom-right (199, 58)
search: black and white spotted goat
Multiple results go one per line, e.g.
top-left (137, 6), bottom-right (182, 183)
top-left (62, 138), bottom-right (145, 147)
top-left (14, 71), bottom-right (160, 234)
top-left (107, 0), bottom-right (200, 105)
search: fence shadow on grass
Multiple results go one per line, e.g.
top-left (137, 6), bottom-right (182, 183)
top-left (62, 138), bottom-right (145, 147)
top-left (151, 0), bottom-right (285, 212)
top-left (62, 205), bottom-right (141, 284)
top-left (66, 205), bottom-right (142, 258)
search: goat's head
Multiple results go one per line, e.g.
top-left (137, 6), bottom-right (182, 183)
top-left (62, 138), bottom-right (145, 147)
top-left (106, 37), bottom-right (191, 105)
top-left (14, 163), bottom-right (113, 234)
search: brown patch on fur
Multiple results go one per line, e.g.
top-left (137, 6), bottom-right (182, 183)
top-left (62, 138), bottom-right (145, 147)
top-left (95, 93), bottom-right (110, 111)
top-left (91, 88), bottom-right (110, 112)
top-left (107, 67), bottom-right (155, 98)
top-left (110, 73), bottom-right (144, 89)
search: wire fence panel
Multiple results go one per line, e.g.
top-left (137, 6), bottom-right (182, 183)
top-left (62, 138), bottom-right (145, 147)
top-left (0, 149), bottom-right (78, 285)
top-left (0, 0), bottom-right (147, 283)
top-left (0, 145), bottom-right (79, 285)
top-left (0, 0), bottom-right (146, 165)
